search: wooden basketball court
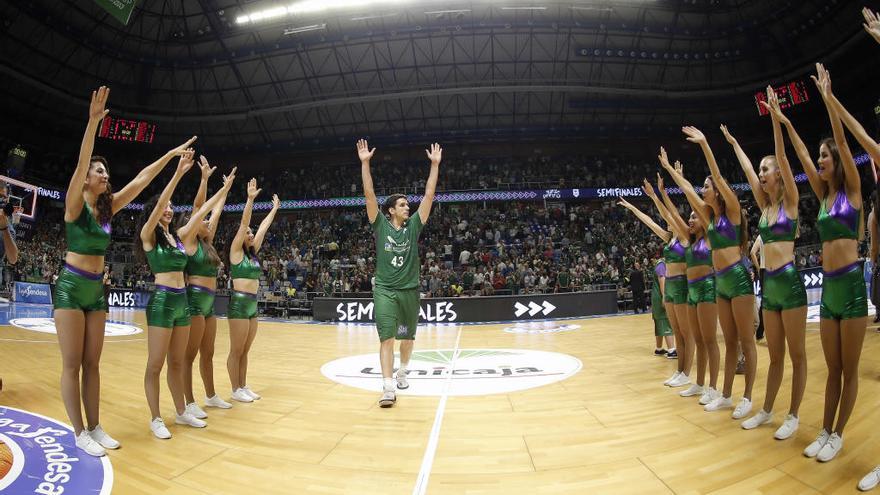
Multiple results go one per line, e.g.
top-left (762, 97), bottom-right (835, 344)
top-left (1, 307), bottom-right (879, 494)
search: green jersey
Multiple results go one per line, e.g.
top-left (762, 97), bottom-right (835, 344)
top-left (557, 271), bottom-right (570, 288)
top-left (651, 260), bottom-right (668, 319)
top-left (372, 212), bottom-right (424, 290)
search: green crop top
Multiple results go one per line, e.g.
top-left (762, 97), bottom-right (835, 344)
top-left (817, 189), bottom-right (861, 242)
top-left (707, 213), bottom-right (741, 250)
top-left (759, 203), bottom-right (797, 244)
top-left (146, 237), bottom-right (188, 274)
top-left (685, 236), bottom-right (713, 268)
top-left (186, 241), bottom-right (219, 277)
top-left (66, 203), bottom-right (111, 256)
top-left (231, 253), bottom-right (262, 280)
top-left (663, 238), bottom-right (687, 265)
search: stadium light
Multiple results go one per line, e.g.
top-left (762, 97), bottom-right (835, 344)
top-left (236, 0), bottom-right (408, 25)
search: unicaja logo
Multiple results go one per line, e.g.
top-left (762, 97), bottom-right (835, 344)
top-left (321, 348), bottom-right (582, 397)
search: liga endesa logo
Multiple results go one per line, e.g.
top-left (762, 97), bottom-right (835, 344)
top-left (10, 318), bottom-right (143, 336)
top-left (0, 407), bottom-right (113, 495)
top-left (321, 348), bottom-right (582, 396)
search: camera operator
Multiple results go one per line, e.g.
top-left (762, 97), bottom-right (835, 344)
top-left (0, 182), bottom-right (20, 393)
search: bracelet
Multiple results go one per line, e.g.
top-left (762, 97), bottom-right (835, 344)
top-left (0, 227), bottom-right (7, 231)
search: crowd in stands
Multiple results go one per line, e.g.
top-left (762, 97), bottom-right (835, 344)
top-left (5, 193), bottom-right (848, 301)
top-left (5, 137), bottom-right (874, 299)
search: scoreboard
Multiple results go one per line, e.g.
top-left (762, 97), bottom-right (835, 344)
top-left (99, 117), bottom-right (157, 143)
top-left (754, 80), bottom-right (810, 116)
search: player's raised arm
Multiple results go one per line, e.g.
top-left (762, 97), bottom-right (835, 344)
top-left (358, 139), bottom-right (379, 223)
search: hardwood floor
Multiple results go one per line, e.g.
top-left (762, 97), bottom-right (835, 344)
top-left (1, 308), bottom-right (878, 494)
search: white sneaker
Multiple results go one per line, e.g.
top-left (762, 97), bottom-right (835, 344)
top-left (396, 372), bottom-right (409, 390)
top-left (704, 395), bottom-right (733, 412)
top-left (699, 387), bottom-right (719, 405)
top-left (741, 410), bottom-right (772, 430)
top-left (75, 430), bottom-right (106, 456)
top-left (663, 371), bottom-right (681, 386)
top-left (669, 373), bottom-right (690, 388)
top-left (732, 398), bottom-right (753, 419)
top-left (150, 418), bottom-right (172, 440)
top-left (231, 388), bottom-right (254, 403)
top-left (817, 432), bottom-right (842, 462)
top-left (803, 429), bottom-right (830, 458)
top-left (205, 395), bottom-right (233, 409)
top-left (378, 389), bottom-right (396, 408)
top-left (186, 402), bottom-right (208, 419)
top-left (242, 385), bottom-right (261, 400)
top-left (774, 414), bottom-right (799, 440)
top-left (87, 424), bottom-right (120, 449)
top-left (679, 384), bottom-right (703, 397)
top-left (175, 412), bottom-right (207, 428)
top-left (859, 466), bottom-right (880, 491)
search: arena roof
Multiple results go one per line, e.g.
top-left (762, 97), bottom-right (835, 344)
top-left (0, 0), bottom-right (867, 149)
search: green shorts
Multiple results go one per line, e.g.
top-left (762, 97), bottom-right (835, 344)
top-left (654, 318), bottom-right (673, 337)
top-left (687, 273), bottom-right (716, 306)
top-left (820, 262), bottom-right (868, 320)
top-left (663, 276), bottom-right (688, 305)
top-left (762, 262), bottom-right (807, 312)
top-left (146, 286), bottom-right (191, 328)
top-left (187, 285), bottom-right (215, 318)
top-left (650, 298), bottom-right (668, 320)
top-left (715, 261), bottom-right (754, 300)
top-left (53, 265), bottom-right (107, 312)
top-left (228, 291), bottom-right (258, 320)
top-left (373, 286), bottom-right (419, 342)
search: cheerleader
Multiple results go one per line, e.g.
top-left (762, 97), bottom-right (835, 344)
top-left (55, 86), bottom-right (196, 455)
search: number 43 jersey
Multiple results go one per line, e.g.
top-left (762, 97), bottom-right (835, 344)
top-left (371, 211), bottom-right (424, 290)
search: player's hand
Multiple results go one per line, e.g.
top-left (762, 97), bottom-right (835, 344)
top-left (426, 143), bottom-right (442, 166)
top-left (169, 136), bottom-right (198, 156)
top-left (863, 7), bottom-right (880, 44)
top-left (89, 86), bottom-right (110, 122)
top-left (247, 178), bottom-right (261, 199)
top-left (682, 126), bottom-right (707, 145)
top-left (177, 149), bottom-right (195, 174)
top-left (641, 178), bottom-right (656, 198)
top-left (719, 124), bottom-right (736, 145)
top-left (658, 147), bottom-right (672, 170)
top-left (357, 139), bottom-right (375, 163)
top-left (222, 167), bottom-right (237, 190)
top-left (198, 155), bottom-right (217, 180)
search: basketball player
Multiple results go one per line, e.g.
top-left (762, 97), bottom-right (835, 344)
top-left (357, 139), bottom-right (442, 407)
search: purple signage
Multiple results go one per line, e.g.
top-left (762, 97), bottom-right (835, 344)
top-left (0, 406), bottom-right (113, 494)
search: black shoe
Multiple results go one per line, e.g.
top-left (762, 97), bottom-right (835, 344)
top-left (665, 349), bottom-right (678, 359)
top-left (654, 348), bottom-right (667, 357)
top-left (873, 313), bottom-right (880, 323)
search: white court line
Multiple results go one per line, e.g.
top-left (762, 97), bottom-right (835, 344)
top-left (412, 325), bottom-right (463, 495)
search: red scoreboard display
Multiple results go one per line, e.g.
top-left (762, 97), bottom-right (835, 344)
top-left (99, 117), bottom-right (157, 143)
top-left (755, 80), bottom-right (810, 116)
